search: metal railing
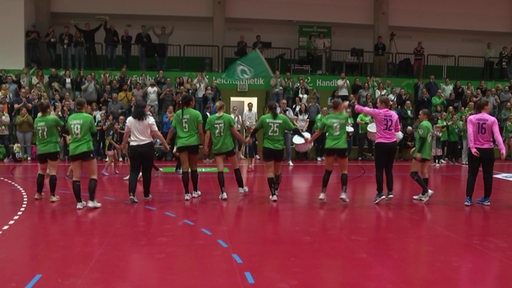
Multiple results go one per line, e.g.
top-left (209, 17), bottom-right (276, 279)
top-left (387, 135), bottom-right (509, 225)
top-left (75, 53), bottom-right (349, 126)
top-left (183, 44), bottom-right (220, 72)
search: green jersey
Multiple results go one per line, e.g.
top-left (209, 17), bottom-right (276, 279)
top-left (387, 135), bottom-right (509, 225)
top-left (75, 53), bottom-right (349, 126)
top-left (255, 113), bottom-right (295, 150)
top-left (314, 114), bottom-right (324, 131)
top-left (67, 112), bottom-right (96, 156)
top-left (205, 113), bottom-right (235, 154)
top-left (415, 120), bottom-right (433, 160)
top-left (318, 112), bottom-right (349, 149)
top-left (504, 122), bottom-right (512, 140)
top-left (437, 120), bottom-right (448, 141)
top-left (357, 113), bottom-right (372, 133)
top-left (34, 115), bottom-right (64, 154)
top-left (172, 108), bottom-right (203, 147)
top-left (447, 121), bottom-right (459, 142)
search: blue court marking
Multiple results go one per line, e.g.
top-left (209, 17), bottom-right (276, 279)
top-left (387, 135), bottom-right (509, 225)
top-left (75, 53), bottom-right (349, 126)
top-left (25, 274), bottom-right (42, 288)
top-left (145, 206), bottom-right (157, 210)
top-left (164, 211), bottom-right (176, 217)
top-left (103, 196), bottom-right (116, 200)
top-left (244, 272), bottom-right (255, 284)
top-left (217, 239), bottom-right (228, 248)
top-left (232, 254), bottom-right (243, 263)
top-left (200, 228), bottom-right (212, 235)
top-left (183, 219), bottom-right (194, 225)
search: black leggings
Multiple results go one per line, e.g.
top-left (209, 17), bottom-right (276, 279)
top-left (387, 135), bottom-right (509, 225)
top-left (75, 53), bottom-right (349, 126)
top-left (128, 142), bottom-right (154, 197)
top-left (466, 148), bottom-right (495, 199)
top-left (446, 141), bottom-right (459, 162)
top-left (374, 142), bottom-right (397, 194)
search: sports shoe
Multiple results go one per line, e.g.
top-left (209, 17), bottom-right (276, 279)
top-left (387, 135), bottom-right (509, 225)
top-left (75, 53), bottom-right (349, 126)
top-left (288, 161), bottom-right (294, 166)
top-left (464, 197), bottom-right (473, 206)
top-left (184, 193), bottom-right (192, 201)
top-left (176, 168), bottom-right (182, 175)
top-left (138, 172), bottom-right (142, 180)
top-left (192, 191), bottom-right (202, 198)
top-left (76, 201), bottom-right (87, 209)
top-left (238, 187), bottom-right (249, 193)
top-left (255, 155), bottom-right (260, 160)
top-left (50, 195), bottom-right (60, 202)
top-left (270, 194), bottom-right (278, 202)
top-left (219, 192), bottom-right (228, 200)
top-left (87, 200), bottom-right (102, 208)
top-left (412, 193), bottom-right (425, 201)
top-left (318, 192), bottom-right (326, 201)
top-left (317, 157), bottom-right (322, 161)
top-left (129, 195), bottom-right (139, 204)
top-left (123, 175), bottom-right (130, 180)
top-left (102, 170), bottom-right (109, 176)
top-left (114, 170), bottom-right (120, 174)
top-left (374, 193), bottom-right (386, 204)
top-left (476, 197), bottom-right (491, 206)
top-left (339, 192), bottom-right (349, 202)
top-left (34, 193), bottom-right (43, 200)
top-left (144, 194), bottom-right (153, 201)
top-left (386, 192), bottom-right (394, 199)
top-left (275, 189), bottom-right (279, 196)
top-left (423, 190), bottom-right (434, 203)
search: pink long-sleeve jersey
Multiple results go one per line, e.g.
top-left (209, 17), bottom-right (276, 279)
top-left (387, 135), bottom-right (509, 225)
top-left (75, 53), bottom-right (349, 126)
top-left (355, 105), bottom-right (400, 143)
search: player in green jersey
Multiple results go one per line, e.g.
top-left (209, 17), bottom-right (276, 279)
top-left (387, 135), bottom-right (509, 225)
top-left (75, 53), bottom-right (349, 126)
top-left (67, 98), bottom-right (101, 209)
top-left (249, 101), bottom-right (304, 202)
top-left (34, 101), bottom-right (64, 202)
top-left (410, 109), bottom-right (435, 202)
top-left (204, 101), bottom-right (249, 200)
top-left (309, 99), bottom-right (350, 202)
top-left (166, 94), bottom-right (204, 201)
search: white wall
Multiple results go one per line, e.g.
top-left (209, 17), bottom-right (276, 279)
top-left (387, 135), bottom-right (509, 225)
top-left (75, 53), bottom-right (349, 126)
top-left (0, 0), bottom-right (27, 69)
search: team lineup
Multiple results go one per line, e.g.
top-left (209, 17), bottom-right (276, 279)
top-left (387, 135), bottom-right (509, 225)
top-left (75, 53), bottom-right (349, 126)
top-left (33, 94), bottom-right (505, 208)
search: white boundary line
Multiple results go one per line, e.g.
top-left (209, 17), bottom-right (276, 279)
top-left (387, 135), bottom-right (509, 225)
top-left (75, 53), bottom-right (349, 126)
top-left (0, 178), bottom-right (28, 235)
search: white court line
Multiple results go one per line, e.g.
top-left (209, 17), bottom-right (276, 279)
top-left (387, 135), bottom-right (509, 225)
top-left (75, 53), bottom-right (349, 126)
top-left (0, 178), bottom-right (28, 236)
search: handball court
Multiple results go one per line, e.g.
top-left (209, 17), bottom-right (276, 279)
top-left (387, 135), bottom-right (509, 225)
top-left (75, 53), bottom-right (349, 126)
top-left (1, 159), bottom-right (512, 287)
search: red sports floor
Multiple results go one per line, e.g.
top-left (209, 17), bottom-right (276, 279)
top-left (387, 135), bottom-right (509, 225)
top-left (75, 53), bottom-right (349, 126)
top-left (1, 159), bottom-right (512, 287)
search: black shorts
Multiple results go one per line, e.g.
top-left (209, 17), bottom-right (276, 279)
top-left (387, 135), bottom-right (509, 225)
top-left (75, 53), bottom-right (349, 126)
top-left (340, 95), bottom-right (349, 102)
top-left (69, 151), bottom-right (95, 162)
top-left (214, 149), bottom-right (236, 158)
top-left (177, 145), bottom-right (199, 155)
top-left (262, 147), bottom-right (284, 162)
top-left (324, 148), bottom-right (348, 158)
top-left (38, 151), bottom-right (59, 164)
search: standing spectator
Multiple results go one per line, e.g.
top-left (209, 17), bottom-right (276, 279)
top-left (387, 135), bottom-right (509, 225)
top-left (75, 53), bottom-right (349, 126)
top-left (314, 32), bottom-right (331, 74)
top-left (243, 102), bottom-right (258, 170)
top-left (73, 30), bottom-right (85, 70)
top-left (58, 25), bottom-right (73, 69)
top-left (446, 114), bottom-right (460, 164)
top-left (193, 73), bottom-right (208, 113)
top-left (465, 99), bottom-right (506, 206)
top-left (231, 106), bottom-right (244, 160)
top-left (314, 107), bottom-right (328, 161)
top-left (73, 70), bottom-right (85, 98)
top-left (483, 42), bottom-right (495, 80)
top-left (81, 74), bottom-right (99, 105)
top-left (211, 81), bottom-right (221, 104)
top-left (67, 98), bottom-right (101, 209)
top-left (120, 29), bottom-right (132, 68)
top-left (152, 26), bottom-right (174, 70)
top-left (160, 80), bottom-right (175, 115)
top-left (108, 94), bottom-right (125, 120)
top-left (399, 100), bottom-right (414, 131)
top-left (413, 41), bottom-right (425, 79)
top-left (440, 78), bottom-right (453, 98)
top-left (279, 99), bottom-right (296, 166)
top-left (431, 90), bottom-right (446, 112)
top-left (134, 25), bottom-right (153, 71)
top-left (145, 80), bottom-right (161, 116)
top-left (15, 107), bottom-right (34, 160)
top-left (162, 105), bottom-right (175, 160)
top-left (252, 34), bottom-right (263, 50)
top-left (103, 19), bottom-right (120, 70)
top-left (356, 103), bottom-right (374, 160)
top-left (337, 73), bottom-right (350, 101)
top-left (122, 101), bottom-right (169, 203)
top-left (270, 70), bottom-right (285, 103)
top-left (74, 21), bottom-right (102, 68)
top-left (425, 75), bottom-right (439, 97)
top-left (373, 36), bottom-right (387, 77)
top-left (0, 102), bottom-right (10, 161)
top-left (44, 26), bottom-right (58, 68)
top-left (498, 46), bottom-right (510, 80)
top-left (307, 96), bottom-right (321, 133)
top-left (235, 35), bottom-right (248, 58)
top-left (25, 25), bottom-right (41, 67)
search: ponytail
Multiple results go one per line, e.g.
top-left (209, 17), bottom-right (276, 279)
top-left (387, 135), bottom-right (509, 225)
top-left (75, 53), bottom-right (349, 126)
top-left (267, 101), bottom-right (278, 119)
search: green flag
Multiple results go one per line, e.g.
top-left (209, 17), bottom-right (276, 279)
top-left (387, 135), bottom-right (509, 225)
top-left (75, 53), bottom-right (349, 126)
top-left (221, 49), bottom-right (273, 80)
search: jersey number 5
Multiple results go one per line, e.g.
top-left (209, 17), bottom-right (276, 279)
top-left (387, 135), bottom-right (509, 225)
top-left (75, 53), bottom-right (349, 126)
top-left (182, 119), bottom-right (189, 132)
